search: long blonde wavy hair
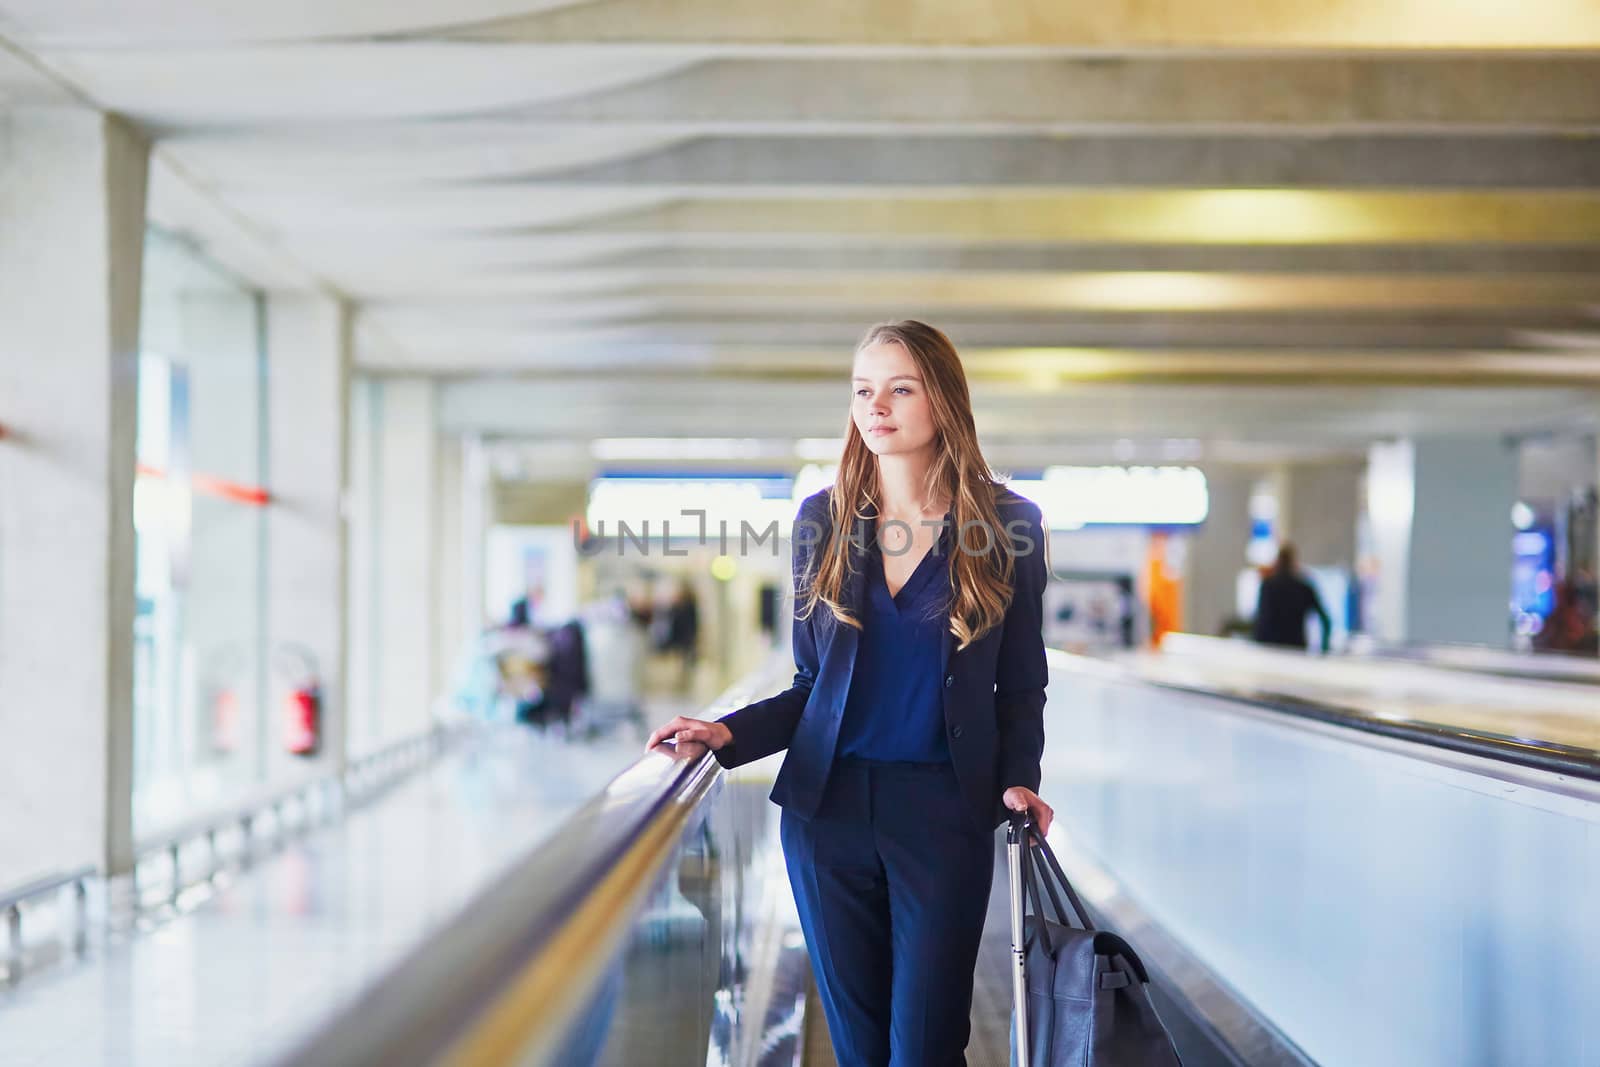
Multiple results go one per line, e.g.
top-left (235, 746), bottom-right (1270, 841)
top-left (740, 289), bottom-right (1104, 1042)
top-left (798, 320), bottom-right (1016, 651)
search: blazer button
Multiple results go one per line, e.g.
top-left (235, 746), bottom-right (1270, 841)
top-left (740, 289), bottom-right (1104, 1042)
top-left (950, 725), bottom-right (964, 739)
top-left (944, 674), bottom-right (955, 688)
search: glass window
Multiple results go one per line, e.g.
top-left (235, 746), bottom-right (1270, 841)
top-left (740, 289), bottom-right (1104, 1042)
top-left (132, 229), bottom-right (268, 835)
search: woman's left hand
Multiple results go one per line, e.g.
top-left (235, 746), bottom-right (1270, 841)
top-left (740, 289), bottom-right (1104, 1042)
top-left (1002, 786), bottom-right (1053, 836)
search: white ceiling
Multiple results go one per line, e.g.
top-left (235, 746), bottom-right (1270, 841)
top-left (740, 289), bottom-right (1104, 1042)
top-left (0, 0), bottom-right (584, 46)
top-left (2, 0), bottom-right (1598, 455)
top-left (46, 47), bottom-right (695, 125)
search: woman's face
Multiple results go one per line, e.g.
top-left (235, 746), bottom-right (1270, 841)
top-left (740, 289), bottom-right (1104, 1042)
top-left (852, 339), bottom-right (938, 458)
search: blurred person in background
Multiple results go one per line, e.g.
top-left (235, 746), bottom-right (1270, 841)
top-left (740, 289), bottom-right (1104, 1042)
top-left (1537, 578), bottom-right (1598, 654)
top-left (1253, 544), bottom-right (1332, 653)
top-left (653, 579), bottom-right (700, 693)
top-left (450, 596), bottom-right (550, 724)
top-left (540, 617), bottom-right (590, 732)
top-left (646, 320), bottom-right (1053, 1066)
top-left (489, 596), bottom-right (551, 725)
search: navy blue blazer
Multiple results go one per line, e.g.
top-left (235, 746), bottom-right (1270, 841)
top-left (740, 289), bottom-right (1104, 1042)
top-left (714, 486), bottom-right (1050, 830)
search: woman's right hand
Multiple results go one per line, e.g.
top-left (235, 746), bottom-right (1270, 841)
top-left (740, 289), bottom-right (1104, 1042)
top-left (645, 716), bottom-right (733, 752)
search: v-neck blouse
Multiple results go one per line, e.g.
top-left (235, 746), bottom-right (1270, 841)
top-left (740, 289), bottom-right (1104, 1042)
top-left (835, 522), bottom-right (953, 764)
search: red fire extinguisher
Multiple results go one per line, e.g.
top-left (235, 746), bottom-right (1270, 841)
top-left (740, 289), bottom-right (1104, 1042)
top-left (276, 645), bottom-right (321, 756)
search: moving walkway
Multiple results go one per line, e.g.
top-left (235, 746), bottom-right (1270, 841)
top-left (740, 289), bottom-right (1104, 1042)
top-left (7, 642), bottom-right (1593, 1066)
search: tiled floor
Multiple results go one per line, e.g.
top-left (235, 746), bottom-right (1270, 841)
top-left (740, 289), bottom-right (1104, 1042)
top-left (0, 726), bottom-right (646, 1067)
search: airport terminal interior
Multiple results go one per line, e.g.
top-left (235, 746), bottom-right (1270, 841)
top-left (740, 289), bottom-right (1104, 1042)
top-left (1, 3), bottom-right (1598, 1065)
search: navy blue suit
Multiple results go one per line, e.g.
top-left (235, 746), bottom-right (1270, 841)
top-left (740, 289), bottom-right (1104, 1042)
top-left (715, 486), bottom-right (1049, 828)
top-left (714, 486), bottom-right (1050, 1065)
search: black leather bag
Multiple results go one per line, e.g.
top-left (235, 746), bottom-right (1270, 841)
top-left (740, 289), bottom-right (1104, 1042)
top-left (1007, 813), bottom-right (1182, 1067)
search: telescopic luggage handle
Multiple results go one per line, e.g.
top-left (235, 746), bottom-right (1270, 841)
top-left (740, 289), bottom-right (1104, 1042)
top-left (1008, 812), bottom-right (1091, 1067)
top-left (1006, 811), bottom-right (1033, 1067)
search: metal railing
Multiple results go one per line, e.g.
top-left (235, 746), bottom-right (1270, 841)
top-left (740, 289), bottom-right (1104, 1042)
top-left (0, 719), bottom-right (476, 985)
top-left (0, 867), bottom-right (95, 979)
top-left (130, 721), bottom-right (473, 902)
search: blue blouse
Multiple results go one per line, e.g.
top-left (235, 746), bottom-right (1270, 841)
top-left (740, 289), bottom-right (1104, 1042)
top-left (835, 523), bottom-right (952, 764)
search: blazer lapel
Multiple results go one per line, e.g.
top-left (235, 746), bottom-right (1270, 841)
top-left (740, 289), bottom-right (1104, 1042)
top-left (938, 510), bottom-right (958, 680)
top-left (843, 504), bottom-right (875, 618)
top-left (818, 507), bottom-right (870, 718)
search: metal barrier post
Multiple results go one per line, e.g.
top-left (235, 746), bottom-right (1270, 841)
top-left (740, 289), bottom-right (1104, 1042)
top-left (73, 880), bottom-right (89, 954)
top-left (5, 904), bottom-right (22, 978)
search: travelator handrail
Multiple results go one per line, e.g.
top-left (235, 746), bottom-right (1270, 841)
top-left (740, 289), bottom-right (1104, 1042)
top-left (1060, 647), bottom-right (1600, 783)
top-left (1352, 637), bottom-right (1600, 686)
top-left (272, 662), bottom-right (788, 1067)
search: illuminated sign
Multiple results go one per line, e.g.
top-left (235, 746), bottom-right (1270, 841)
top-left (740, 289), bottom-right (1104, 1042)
top-left (587, 464), bottom-right (1207, 537)
top-left (1009, 466), bottom-right (1209, 529)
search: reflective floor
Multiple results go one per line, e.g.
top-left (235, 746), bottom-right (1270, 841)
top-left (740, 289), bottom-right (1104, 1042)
top-left (1136, 636), bottom-right (1600, 755)
top-left (0, 726), bottom-right (648, 1067)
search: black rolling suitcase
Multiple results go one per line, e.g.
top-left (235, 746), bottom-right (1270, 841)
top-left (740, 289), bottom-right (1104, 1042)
top-left (1006, 813), bottom-right (1182, 1067)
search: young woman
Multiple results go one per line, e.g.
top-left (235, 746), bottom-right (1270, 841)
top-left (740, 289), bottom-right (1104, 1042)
top-left (647, 320), bottom-right (1052, 1066)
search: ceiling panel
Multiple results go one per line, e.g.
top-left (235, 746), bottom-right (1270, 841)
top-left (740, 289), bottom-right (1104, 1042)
top-left (2, 0), bottom-right (1597, 454)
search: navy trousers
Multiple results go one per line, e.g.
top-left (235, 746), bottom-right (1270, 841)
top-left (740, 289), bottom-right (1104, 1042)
top-left (780, 758), bottom-right (995, 1067)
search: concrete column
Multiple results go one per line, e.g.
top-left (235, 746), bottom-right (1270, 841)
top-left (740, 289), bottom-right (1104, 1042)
top-left (1366, 436), bottom-right (1517, 647)
top-left (433, 432), bottom-right (465, 707)
top-left (0, 108), bottom-right (149, 881)
top-left (1182, 465), bottom-right (1256, 636)
top-left (345, 378), bottom-right (379, 755)
top-left (1410, 437), bottom-right (1516, 646)
top-left (460, 436), bottom-right (491, 642)
top-left (346, 378), bottom-right (439, 754)
top-left (1280, 459), bottom-right (1363, 570)
top-left (264, 295), bottom-right (351, 776)
top-left (379, 379), bottom-right (438, 742)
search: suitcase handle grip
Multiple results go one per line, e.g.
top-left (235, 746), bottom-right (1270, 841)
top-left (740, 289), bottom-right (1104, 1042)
top-left (1007, 811), bottom-right (1096, 933)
